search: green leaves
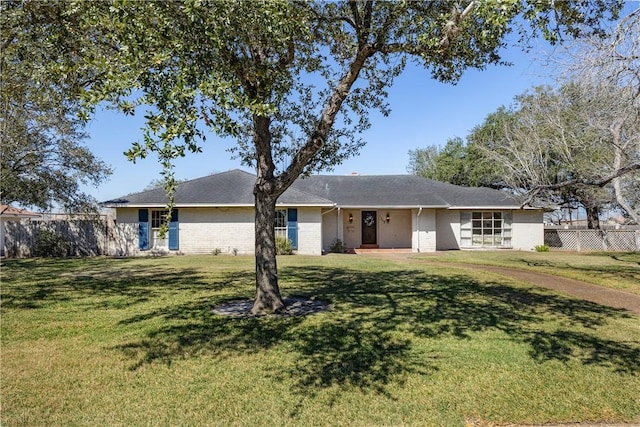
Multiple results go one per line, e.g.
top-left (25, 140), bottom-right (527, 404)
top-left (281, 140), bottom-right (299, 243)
top-left (2, 0), bottom-right (624, 213)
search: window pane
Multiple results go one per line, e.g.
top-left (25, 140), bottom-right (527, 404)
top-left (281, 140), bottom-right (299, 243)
top-left (463, 211), bottom-right (511, 247)
top-left (460, 211), bottom-right (471, 227)
top-left (151, 210), bottom-right (168, 229)
top-left (275, 210), bottom-right (287, 229)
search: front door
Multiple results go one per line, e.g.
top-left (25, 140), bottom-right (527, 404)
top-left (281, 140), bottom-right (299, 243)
top-left (361, 210), bottom-right (377, 245)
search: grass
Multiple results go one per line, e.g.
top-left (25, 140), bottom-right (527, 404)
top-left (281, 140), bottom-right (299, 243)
top-left (1, 253), bottom-right (639, 426)
top-left (413, 250), bottom-right (640, 295)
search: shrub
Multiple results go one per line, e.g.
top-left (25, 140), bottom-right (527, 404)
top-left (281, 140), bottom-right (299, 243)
top-left (275, 237), bottom-right (293, 255)
top-left (212, 248), bottom-right (221, 256)
top-left (34, 229), bottom-right (70, 257)
top-left (329, 238), bottom-right (345, 253)
top-left (535, 244), bottom-right (550, 252)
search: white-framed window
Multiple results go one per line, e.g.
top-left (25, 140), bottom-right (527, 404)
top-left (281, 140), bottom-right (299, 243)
top-left (275, 209), bottom-right (287, 239)
top-left (151, 210), bottom-right (168, 230)
top-left (460, 211), bottom-right (512, 248)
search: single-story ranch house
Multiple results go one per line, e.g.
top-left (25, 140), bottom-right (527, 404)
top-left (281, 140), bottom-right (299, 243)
top-left (103, 169), bottom-right (543, 255)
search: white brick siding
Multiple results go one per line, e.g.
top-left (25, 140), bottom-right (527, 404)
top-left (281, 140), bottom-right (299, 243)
top-left (115, 206), bottom-right (323, 255)
top-left (296, 207), bottom-right (323, 255)
top-left (180, 207), bottom-right (255, 254)
top-left (116, 206), bottom-right (544, 255)
top-left (412, 208), bottom-right (437, 252)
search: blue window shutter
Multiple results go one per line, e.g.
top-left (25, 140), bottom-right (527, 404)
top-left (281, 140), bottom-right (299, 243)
top-left (138, 209), bottom-right (149, 250)
top-left (287, 208), bottom-right (298, 250)
top-left (168, 209), bottom-right (179, 250)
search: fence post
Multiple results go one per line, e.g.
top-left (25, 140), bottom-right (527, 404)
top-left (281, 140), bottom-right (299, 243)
top-left (576, 230), bottom-right (581, 252)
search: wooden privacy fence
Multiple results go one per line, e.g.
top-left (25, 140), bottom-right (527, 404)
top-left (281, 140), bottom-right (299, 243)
top-left (2, 219), bottom-right (139, 258)
top-left (545, 229), bottom-right (640, 252)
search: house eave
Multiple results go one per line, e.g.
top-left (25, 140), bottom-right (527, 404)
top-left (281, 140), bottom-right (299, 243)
top-left (276, 202), bottom-right (335, 207)
top-left (336, 204), bottom-right (449, 209)
top-left (449, 205), bottom-right (539, 210)
top-left (104, 202), bottom-right (334, 209)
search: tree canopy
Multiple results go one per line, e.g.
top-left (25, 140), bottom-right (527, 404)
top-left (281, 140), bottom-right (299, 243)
top-left (407, 137), bottom-right (497, 188)
top-left (408, 5), bottom-right (639, 228)
top-left (469, 82), bottom-right (640, 228)
top-left (1, 1), bottom-right (112, 211)
top-left (3, 0), bottom-right (624, 312)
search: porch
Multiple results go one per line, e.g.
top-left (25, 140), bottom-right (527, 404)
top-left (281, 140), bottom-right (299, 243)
top-left (321, 207), bottom-right (435, 254)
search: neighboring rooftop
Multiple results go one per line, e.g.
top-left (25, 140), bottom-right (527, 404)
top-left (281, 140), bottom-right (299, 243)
top-left (103, 169), bottom-right (521, 208)
top-left (0, 205), bottom-right (42, 219)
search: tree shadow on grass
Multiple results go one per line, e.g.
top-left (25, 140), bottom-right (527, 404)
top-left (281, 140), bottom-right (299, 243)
top-left (0, 257), bottom-right (210, 310)
top-left (112, 264), bottom-right (640, 398)
top-left (284, 266), bottom-right (640, 373)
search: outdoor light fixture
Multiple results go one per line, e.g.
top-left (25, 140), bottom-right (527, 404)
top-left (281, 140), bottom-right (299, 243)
top-left (349, 213), bottom-right (353, 223)
top-left (386, 213), bottom-right (390, 223)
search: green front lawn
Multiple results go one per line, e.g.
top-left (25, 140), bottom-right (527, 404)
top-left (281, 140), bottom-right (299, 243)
top-left (413, 250), bottom-right (640, 295)
top-left (1, 254), bottom-right (639, 426)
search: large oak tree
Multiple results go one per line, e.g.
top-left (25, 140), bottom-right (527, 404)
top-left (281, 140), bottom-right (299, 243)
top-left (1, 1), bottom-right (112, 212)
top-left (4, 0), bottom-right (623, 313)
top-left (468, 83), bottom-right (639, 229)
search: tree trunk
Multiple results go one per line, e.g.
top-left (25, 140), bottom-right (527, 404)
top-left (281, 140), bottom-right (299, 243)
top-left (251, 188), bottom-right (286, 314)
top-left (586, 205), bottom-right (601, 230)
top-left (251, 114), bottom-right (286, 315)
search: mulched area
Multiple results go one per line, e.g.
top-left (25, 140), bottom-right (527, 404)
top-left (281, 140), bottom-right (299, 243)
top-left (212, 296), bottom-right (330, 318)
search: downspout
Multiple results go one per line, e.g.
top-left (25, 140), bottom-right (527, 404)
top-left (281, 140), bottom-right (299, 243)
top-left (416, 207), bottom-right (423, 253)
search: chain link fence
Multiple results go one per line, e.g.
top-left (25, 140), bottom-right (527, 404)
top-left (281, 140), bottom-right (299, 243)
top-left (545, 229), bottom-right (640, 252)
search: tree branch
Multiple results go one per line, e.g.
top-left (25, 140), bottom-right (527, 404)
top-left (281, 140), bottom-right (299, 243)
top-left (438, 1), bottom-right (478, 49)
top-left (520, 162), bottom-right (640, 207)
top-left (277, 46), bottom-right (375, 192)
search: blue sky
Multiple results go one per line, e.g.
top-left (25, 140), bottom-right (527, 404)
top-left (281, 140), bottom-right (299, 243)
top-left (85, 38), bottom-right (555, 202)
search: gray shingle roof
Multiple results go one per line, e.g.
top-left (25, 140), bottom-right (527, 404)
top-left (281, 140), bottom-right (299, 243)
top-left (103, 169), bottom-right (520, 208)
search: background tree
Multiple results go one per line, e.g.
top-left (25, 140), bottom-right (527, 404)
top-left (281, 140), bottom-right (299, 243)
top-left (552, 5), bottom-right (640, 223)
top-left (0, 1), bottom-right (112, 212)
top-left (6, 0), bottom-right (623, 313)
top-left (469, 81), bottom-right (639, 228)
top-left (407, 137), bottom-right (497, 187)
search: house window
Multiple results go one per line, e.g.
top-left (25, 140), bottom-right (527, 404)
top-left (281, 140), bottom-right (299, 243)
top-left (460, 211), bottom-right (511, 247)
top-left (275, 209), bottom-right (287, 239)
top-left (151, 210), bottom-right (168, 230)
